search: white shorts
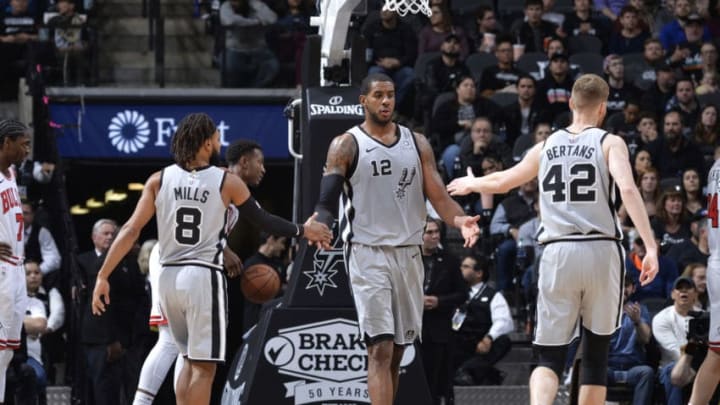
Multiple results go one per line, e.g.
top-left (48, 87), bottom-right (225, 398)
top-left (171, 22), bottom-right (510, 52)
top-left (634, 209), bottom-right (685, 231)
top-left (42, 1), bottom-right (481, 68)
top-left (345, 244), bottom-right (423, 345)
top-left (0, 263), bottom-right (27, 350)
top-left (708, 258), bottom-right (720, 353)
top-left (158, 264), bottom-right (227, 362)
top-left (534, 239), bottom-right (624, 346)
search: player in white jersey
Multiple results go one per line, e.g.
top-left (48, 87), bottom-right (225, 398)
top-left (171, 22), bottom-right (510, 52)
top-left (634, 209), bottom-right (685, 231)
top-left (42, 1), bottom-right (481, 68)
top-left (448, 74), bottom-right (659, 405)
top-left (313, 73), bottom-right (480, 405)
top-left (688, 160), bottom-right (720, 405)
top-left (133, 207), bottom-right (241, 405)
top-left (91, 113), bottom-right (330, 404)
top-left (0, 120), bottom-right (30, 404)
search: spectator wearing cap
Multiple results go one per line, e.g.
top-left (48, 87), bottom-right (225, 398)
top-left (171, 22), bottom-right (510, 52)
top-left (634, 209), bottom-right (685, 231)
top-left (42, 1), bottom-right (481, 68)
top-left (666, 13), bottom-right (706, 83)
top-left (532, 38), bottom-right (581, 81)
top-left (478, 35), bottom-right (524, 98)
top-left (659, 0), bottom-right (711, 51)
top-left (606, 272), bottom-right (654, 405)
top-left (536, 51), bottom-right (572, 122)
top-left (417, 33), bottom-right (470, 127)
top-left (560, 0), bottom-right (607, 40)
top-left (604, 54), bottom-right (639, 115)
top-left (362, 9), bottom-right (417, 109)
top-left (640, 62), bottom-right (675, 119)
top-left (627, 235), bottom-right (678, 301)
top-left (680, 262), bottom-right (707, 309)
top-left (667, 211), bottom-right (709, 271)
top-left (645, 109), bottom-right (702, 179)
top-left (609, 6), bottom-right (650, 55)
top-left (510, 0), bottom-right (558, 54)
top-left (417, 3), bottom-right (469, 59)
top-left (652, 276), bottom-right (700, 405)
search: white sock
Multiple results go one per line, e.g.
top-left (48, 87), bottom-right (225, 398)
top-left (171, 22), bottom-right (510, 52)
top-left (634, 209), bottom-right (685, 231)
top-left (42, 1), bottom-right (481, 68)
top-left (132, 391), bottom-right (154, 405)
top-left (0, 349), bottom-right (13, 402)
top-left (133, 326), bottom-right (179, 404)
top-left (173, 354), bottom-right (185, 391)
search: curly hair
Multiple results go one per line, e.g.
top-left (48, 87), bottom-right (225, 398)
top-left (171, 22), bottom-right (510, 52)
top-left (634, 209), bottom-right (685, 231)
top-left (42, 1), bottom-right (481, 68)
top-left (170, 113), bottom-right (217, 168)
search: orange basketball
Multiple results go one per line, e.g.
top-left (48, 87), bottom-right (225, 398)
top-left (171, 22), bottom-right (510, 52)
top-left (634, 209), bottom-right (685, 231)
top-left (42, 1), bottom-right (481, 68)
top-left (241, 263), bottom-right (281, 304)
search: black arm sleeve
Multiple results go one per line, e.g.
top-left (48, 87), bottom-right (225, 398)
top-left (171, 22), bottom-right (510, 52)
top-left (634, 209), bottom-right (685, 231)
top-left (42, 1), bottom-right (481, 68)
top-left (314, 174), bottom-right (345, 227)
top-left (236, 196), bottom-right (299, 238)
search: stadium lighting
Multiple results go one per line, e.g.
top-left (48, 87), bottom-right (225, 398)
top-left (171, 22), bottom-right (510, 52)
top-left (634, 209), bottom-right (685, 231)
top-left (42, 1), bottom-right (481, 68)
top-left (86, 198), bottom-right (105, 208)
top-left (105, 190), bottom-right (128, 202)
top-left (128, 182), bottom-right (144, 191)
top-left (70, 205), bottom-right (89, 215)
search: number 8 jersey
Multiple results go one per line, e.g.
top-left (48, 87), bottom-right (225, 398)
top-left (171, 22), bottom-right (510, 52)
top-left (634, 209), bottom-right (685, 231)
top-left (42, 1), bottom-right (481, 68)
top-left (155, 164), bottom-right (228, 270)
top-left (537, 127), bottom-right (622, 244)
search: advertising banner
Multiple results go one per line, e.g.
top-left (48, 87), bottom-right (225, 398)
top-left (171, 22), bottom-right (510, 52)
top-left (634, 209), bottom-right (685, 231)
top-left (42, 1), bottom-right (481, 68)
top-left (49, 103), bottom-right (289, 159)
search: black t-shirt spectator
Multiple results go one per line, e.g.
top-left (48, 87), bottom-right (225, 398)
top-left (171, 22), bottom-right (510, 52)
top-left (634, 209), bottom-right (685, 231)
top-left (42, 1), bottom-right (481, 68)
top-left (609, 31), bottom-right (650, 55)
top-left (650, 217), bottom-right (691, 250)
top-left (645, 137), bottom-right (704, 179)
top-left (479, 65), bottom-right (524, 93)
top-left (425, 57), bottom-right (471, 94)
top-left (607, 83), bottom-right (639, 114)
top-left (536, 74), bottom-right (573, 121)
top-left (362, 18), bottom-right (417, 68)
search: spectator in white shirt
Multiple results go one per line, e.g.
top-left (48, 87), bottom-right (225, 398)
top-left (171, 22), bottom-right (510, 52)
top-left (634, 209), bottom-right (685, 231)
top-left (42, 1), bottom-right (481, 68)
top-left (452, 255), bottom-right (514, 386)
top-left (25, 259), bottom-right (65, 385)
top-left (652, 276), bottom-right (699, 405)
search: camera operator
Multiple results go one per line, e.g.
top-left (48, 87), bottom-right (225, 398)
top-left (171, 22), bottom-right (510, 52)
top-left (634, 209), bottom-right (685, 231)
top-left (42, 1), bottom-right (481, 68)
top-left (652, 277), bottom-right (702, 405)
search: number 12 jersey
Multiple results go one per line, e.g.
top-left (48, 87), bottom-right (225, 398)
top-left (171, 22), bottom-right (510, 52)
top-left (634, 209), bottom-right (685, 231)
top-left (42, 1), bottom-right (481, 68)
top-left (537, 127), bottom-right (622, 244)
top-left (155, 164), bottom-right (228, 270)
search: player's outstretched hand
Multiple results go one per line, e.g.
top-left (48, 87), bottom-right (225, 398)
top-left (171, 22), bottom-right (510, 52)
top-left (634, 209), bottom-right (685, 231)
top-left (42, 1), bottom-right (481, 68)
top-left (456, 215), bottom-right (481, 248)
top-left (92, 277), bottom-right (110, 316)
top-left (224, 246), bottom-right (243, 278)
top-left (447, 167), bottom-right (477, 196)
top-left (304, 212), bottom-right (333, 250)
top-left (639, 248), bottom-right (659, 287)
top-left (0, 242), bottom-right (12, 262)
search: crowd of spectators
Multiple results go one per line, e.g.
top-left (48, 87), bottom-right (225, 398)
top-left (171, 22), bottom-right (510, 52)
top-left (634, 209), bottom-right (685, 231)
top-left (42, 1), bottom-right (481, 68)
top-left (0, 0), bottom-right (94, 99)
top-left (7, 0), bottom-right (720, 403)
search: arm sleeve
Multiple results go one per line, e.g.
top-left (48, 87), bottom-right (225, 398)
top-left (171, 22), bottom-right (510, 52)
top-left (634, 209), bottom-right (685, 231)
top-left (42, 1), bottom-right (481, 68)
top-left (314, 174), bottom-right (346, 227)
top-left (38, 227), bottom-right (61, 274)
top-left (236, 196), bottom-right (300, 237)
top-left (47, 288), bottom-right (65, 332)
top-left (488, 292), bottom-right (514, 339)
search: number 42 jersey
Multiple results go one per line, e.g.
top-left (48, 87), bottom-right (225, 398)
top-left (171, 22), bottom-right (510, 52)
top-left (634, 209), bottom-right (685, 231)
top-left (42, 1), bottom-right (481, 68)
top-left (155, 164), bottom-right (228, 270)
top-left (537, 127), bottom-right (622, 244)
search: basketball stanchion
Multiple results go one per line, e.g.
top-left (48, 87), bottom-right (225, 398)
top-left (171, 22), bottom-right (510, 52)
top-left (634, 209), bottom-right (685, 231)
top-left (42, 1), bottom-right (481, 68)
top-left (221, 0), bottom-right (434, 403)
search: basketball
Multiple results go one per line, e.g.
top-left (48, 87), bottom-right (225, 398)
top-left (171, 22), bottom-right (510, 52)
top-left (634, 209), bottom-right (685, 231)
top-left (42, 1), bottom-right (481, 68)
top-left (241, 263), bottom-right (281, 304)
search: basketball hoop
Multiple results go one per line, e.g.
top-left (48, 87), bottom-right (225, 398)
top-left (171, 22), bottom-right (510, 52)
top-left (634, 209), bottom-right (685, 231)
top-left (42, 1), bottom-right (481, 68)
top-left (382, 0), bottom-right (432, 17)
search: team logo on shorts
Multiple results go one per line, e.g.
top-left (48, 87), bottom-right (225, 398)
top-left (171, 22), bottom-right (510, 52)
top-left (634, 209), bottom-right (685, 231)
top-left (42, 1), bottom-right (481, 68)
top-left (404, 330), bottom-right (415, 340)
top-left (108, 110), bottom-right (151, 154)
top-left (305, 237), bottom-right (342, 296)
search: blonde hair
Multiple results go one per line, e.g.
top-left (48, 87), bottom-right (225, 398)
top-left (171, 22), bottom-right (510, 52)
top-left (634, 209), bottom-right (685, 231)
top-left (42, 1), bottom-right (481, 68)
top-left (571, 74), bottom-right (609, 110)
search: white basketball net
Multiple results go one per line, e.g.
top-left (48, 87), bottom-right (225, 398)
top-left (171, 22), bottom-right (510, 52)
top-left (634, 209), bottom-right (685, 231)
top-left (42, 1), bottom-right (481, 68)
top-left (382, 0), bottom-right (432, 16)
